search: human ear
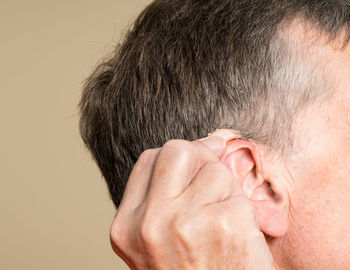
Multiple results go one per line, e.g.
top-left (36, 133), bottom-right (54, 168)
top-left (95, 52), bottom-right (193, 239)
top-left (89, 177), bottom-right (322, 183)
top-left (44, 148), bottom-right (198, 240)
top-left (220, 139), bottom-right (289, 238)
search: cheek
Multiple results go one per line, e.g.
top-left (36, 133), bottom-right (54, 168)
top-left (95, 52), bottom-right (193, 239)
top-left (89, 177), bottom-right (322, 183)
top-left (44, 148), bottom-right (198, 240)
top-left (280, 167), bottom-right (350, 269)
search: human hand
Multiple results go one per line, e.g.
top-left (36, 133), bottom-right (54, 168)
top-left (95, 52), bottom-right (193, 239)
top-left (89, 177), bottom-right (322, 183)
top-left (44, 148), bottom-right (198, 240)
top-left (110, 132), bottom-right (275, 270)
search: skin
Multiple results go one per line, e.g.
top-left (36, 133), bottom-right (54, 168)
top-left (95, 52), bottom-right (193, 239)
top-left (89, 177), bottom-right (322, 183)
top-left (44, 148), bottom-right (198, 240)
top-left (110, 24), bottom-right (350, 269)
top-left (270, 38), bottom-right (350, 269)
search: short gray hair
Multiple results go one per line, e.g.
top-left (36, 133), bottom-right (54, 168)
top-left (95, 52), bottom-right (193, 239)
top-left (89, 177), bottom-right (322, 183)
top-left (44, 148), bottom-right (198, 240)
top-left (80, 0), bottom-right (350, 207)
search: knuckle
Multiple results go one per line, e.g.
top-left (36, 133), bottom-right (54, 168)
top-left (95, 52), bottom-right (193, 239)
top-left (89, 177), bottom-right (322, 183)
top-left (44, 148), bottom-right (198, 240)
top-left (163, 139), bottom-right (191, 149)
top-left (138, 149), bottom-right (158, 164)
top-left (172, 215), bottom-right (193, 242)
top-left (161, 139), bottom-right (193, 158)
top-left (203, 161), bottom-right (235, 186)
top-left (110, 213), bottom-right (128, 251)
top-left (139, 213), bottom-right (161, 248)
top-left (211, 210), bottom-right (233, 235)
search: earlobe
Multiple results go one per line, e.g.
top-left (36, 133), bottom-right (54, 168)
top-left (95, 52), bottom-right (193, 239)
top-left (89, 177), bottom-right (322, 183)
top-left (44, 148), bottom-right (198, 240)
top-left (220, 139), bottom-right (289, 238)
top-left (254, 198), bottom-right (289, 237)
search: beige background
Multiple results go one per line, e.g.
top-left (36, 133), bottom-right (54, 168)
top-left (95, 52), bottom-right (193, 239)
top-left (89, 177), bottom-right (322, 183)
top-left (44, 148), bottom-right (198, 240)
top-left (1, 0), bottom-right (152, 269)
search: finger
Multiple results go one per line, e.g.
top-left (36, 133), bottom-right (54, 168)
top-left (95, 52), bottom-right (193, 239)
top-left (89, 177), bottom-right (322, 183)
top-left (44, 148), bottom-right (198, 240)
top-left (119, 148), bottom-right (160, 208)
top-left (210, 195), bottom-right (259, 231)
top-left (195, 128), bottom-right (241, 157)
top-left (182, 160), bottom-right (240, 206)
top-left (195, 136), bottom-right (227, 158)
top-left (147, 138), bottom-right (225, 201)
top-left (207, 196), bottom-right (274, 269)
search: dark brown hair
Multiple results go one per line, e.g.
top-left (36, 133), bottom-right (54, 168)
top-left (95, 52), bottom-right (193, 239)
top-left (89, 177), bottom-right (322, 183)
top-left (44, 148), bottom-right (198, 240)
top-left (80, 0), bottom-right (350, 208)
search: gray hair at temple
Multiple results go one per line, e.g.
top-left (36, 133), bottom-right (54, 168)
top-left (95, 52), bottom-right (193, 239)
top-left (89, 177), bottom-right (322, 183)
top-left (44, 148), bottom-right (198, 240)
top-left (79, 0), bottom-right (350, 207)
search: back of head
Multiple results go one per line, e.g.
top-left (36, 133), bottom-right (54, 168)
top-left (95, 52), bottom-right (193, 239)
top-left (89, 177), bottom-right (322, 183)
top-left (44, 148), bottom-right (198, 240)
top-left (79, 0), bottom-right (350, 208)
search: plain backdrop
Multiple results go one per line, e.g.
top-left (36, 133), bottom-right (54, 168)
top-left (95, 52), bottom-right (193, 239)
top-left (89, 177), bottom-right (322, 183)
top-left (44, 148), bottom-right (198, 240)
top-left (1, 0), bottom-right (152, 269)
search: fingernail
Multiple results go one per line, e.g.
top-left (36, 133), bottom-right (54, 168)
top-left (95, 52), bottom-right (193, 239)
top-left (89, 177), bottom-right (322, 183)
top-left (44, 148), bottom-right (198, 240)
top-left (198, 136), bottom-right (226, 151)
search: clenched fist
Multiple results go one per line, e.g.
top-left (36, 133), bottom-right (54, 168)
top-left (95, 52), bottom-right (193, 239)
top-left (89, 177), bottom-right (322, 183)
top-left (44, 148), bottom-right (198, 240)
top-left (110, 130), bottom-right (275, 270)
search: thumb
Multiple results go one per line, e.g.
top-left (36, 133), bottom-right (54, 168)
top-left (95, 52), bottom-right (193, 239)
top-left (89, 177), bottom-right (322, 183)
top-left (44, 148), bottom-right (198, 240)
top-left (196, 129), bottom-right (242, 158)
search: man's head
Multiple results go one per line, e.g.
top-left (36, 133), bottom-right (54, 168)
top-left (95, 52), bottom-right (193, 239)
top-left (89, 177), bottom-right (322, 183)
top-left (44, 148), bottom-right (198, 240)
top-left (80, 0), bottom-right (349, 208)
top-left (80, 1), bottom-right (350, 268)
